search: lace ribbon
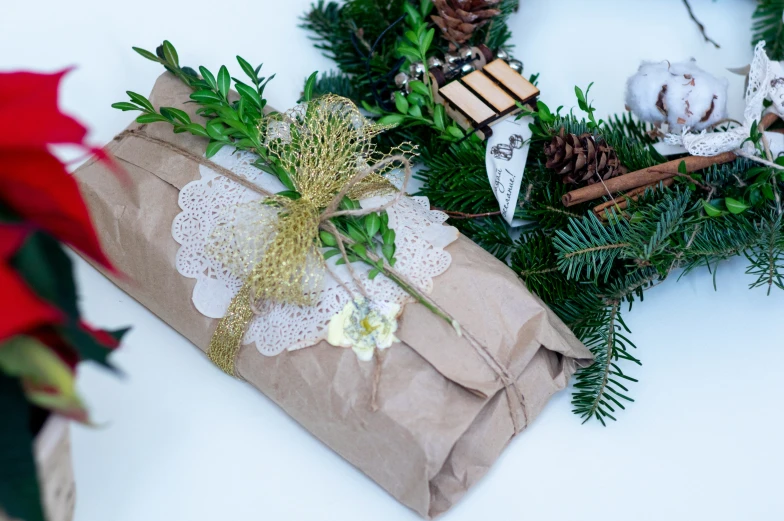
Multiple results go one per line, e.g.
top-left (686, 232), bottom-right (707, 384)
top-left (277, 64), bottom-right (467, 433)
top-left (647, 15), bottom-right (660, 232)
top-left (665, 42), bottom-right (783, 156)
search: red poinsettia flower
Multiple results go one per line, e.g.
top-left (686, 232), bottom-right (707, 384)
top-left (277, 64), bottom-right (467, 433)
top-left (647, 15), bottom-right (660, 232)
top-left (0, 225), bottom-right (61, 343)
top-left (0, 70), bottom-right (116, 270)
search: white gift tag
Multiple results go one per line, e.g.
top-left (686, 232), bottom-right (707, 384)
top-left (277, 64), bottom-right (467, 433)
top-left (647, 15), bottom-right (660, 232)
top-left (485, 116), bottom-right (533, 226)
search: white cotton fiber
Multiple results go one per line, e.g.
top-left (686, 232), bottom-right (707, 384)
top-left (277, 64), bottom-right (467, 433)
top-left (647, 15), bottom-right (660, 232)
top-left (625, 61), bottom-right (672, 125)
top-left (625, 58), bottom-right (728, 132)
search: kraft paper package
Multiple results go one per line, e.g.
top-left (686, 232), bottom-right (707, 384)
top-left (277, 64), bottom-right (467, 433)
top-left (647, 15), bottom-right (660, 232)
top-left (74, 73), bottom-right (592, 518)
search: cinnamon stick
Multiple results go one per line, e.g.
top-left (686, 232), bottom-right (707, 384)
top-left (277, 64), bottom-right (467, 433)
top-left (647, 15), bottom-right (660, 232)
top-left (562, 151), bottom-right (736, 207)
top-left (593, 178), bottom-right (675, 218)
top-left (760, 112), bottom-right (779, 131)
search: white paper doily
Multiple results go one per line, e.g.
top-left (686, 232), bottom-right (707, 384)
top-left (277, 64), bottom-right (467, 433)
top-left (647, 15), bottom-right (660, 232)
top-left (171, 146), bottom-right (458, 356)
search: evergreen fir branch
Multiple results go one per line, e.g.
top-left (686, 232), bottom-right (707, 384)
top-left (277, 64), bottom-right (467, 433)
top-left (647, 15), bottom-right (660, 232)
top-left (625, 190), bottom-right (693, 265)
top-left (681, 216), bottom-right (759, 277)
top-left (512, 230), bottom-right (575, 303)
top-left (569, 298), bottom-right (639, 426)
top-left (310, 70), bottom-right (359, 101)
top-left (416, 140), bottom-right (498, 214)
top-left (746, 211), bottom-right (784, 294)
top-left (752, 0), bottom-right (784, 60)
top-left (553, 212), bottom-right (630, 281)
top-left (459, 216), bottom-right (517, 260)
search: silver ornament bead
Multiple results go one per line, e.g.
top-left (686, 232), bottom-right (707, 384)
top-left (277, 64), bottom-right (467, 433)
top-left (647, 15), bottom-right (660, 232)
top-left (427, 56), bottom-right (444, 70)
top-left (445, 53), bottom-right (460, 65)
top-left (459, 47), bottom-right (474, 60)
top-left (508, 59), bottom-right (523, 73)
top-left (496, 49), bottom-right (509, 61)
top-left (460, 63), bottom-right (476, 75)
top-left (394, 71), bottom-right (410, 88)
top-left (409, 61), bottom-right (425, 79)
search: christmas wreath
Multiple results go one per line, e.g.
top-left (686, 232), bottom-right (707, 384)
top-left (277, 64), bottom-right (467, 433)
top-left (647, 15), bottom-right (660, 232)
top-left (300, 0), bottom-right (784, 424)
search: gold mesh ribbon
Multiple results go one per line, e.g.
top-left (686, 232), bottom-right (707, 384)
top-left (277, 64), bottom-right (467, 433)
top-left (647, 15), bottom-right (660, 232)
top-left (206, 95), bottom-right (409, 375)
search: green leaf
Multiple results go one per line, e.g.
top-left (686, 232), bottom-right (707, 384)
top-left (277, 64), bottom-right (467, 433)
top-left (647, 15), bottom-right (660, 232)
top-left (132, 46), bottom-right (161, 63)
top-left (235, 81), bottom-right (262, 109)
top-left (377, 114), bottom-right (405, 126)
top-left (397, 45), bottom-right (421, 63)
top-left (319, 231), bottom-right (338, 247)
top-left (303, 71), bottom-right (318, 102)
top-left (276, 168), bottom-right (297, 191)
top-left (382, 243), bottom-right (395, 263)
top-left (421, 28), bottom-right (435, 54)
top-left (160, 107), bottom-right (191, 124)
top-left (0, 337), bottom-right (77, 399)
top-left (409, 80), bottom-right (430, 98)
top-left (364, 213), bottom-right (381, 238)
top-left (126, 91), bottom-right (155, 113)
top-left (162, 40), bottom-right (179, 67)
top-left (217, 65), bottom-right (230, 99)
top-left (447, 125), bottom-right (465, 138)
top-left (351, 243), bottom-right (368, 259)
top-left (403, 1), bottom-right (421, 25)
top-left (206, 120), bottom-right (228, 141)
top-left (0, 373), bottom-right (45, 521)
top-left (190, 89), bottom-right (223, 103)
top-left (394, 91), bottom-right (409, 114)
top-left (408, 104), bottom-right (422, 117)
top-left (0, 336), bottom-right (87, 420)
top-left (184, 123), bottom-right (209, 138)
top-left (368, 268), bottom-right (380, 280)
top-left (420, 0), bottom-right (433, 17)
top-left (702, 200), bottom-right (724, 217)
top-left (382, 229), bottom-right (396, 245)
top-left (405, 30), bottom-right (419, 45)
top-left (111, 102), bottom-right (142, 111)
top-left (205, 140), bottom-right (226, 158)
top-left (237, 55), bottom-right (257, 83)
top-left (725, 197), bottom-right (751, 214)
top-left (361, 101), bottom-right (383, 115)
top-left (433, 104), bottom-right (446, 131)
top-left (199, 66), bottom-right (217, 90)
top-left (135, 113), bottom-right (169, 124)
top-left (323, 249), bottom-right (341, 260)
top-left (276, 190), bottom-right (301, 200)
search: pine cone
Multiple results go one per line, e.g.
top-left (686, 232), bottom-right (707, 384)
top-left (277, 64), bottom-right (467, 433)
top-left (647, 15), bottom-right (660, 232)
top-left (544, 129), bottom-right (628, 185)
top-left (431, 0), bottom-right (502, 45)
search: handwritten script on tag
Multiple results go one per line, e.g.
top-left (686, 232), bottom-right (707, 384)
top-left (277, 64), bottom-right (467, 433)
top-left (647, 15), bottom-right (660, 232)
top-left (485, 116), bottom-right (533, 227)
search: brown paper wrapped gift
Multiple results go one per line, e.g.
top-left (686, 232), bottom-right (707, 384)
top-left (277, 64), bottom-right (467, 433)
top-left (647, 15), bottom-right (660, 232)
top-left (74, 73), bottom-right (593, 518)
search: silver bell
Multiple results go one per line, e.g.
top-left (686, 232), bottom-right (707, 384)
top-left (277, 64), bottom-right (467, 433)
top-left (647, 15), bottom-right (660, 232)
top-left (445, 53), bottom-right (460, 65)
top-left (459, 47), bottom-right (474, 60)
top-left (427, 56), bottom-right (444, 70)
top-left (460, 63), bottom-right (476, 75)
top-left (508, 59), bottom-right (523, 73)
top-left (394, 71), bottom-right (410, 88)
top-left (409, 61), bottom-right (425, 79)
top-left (496, 49), bottom-right (510, 61)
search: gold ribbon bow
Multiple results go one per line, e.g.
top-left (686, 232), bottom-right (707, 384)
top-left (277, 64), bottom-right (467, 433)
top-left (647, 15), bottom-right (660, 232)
top-left (205, 95), bottom-right (410, 375)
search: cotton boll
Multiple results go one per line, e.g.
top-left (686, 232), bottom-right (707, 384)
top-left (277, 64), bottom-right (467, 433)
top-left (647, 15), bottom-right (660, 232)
top-left (625, 58), bottom-right (728, 132)
top-left (625, 61), bottom-right (672, 125)
top-left (665, 59), bottom-right (728, 131)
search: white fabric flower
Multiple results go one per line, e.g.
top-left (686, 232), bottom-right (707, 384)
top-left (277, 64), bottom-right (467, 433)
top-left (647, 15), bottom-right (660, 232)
top-left (326, 298), bottom-right (400, 361)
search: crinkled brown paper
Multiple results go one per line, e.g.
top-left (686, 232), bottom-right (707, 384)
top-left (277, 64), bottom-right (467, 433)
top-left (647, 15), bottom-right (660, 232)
top-left (74, 73), bottom-right (593, 518)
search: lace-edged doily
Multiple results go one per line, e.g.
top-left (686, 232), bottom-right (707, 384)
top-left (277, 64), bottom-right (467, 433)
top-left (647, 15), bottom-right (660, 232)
top-left (171, 146), bottom-right (458, 356)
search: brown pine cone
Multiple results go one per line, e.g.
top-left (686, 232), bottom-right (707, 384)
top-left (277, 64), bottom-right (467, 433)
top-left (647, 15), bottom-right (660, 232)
top-left (431, 0), bottom-right (502, 45)
top-left (544, 128), bottom-right (628, 185)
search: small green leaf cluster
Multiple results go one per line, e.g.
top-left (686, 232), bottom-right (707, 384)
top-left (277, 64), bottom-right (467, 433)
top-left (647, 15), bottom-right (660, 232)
top-left (113, 41), bottom-right (273, 159)
top-left (319, 198), bottom-right (397, 279)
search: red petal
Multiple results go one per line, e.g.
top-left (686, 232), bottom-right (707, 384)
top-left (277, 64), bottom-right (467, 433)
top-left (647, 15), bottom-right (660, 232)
top-left (79, 321), bottom-right (122, 349)
top-left (0, 229), bottom-right (62, 343)
top-left (0, 70), bottom-right (87, 149)
top-left (0, 149), bottom-right (114, 270)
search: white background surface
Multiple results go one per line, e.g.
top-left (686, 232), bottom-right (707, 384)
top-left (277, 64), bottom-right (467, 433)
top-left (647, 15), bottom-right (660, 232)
top-left (2, 1), bottom-right (784, 520)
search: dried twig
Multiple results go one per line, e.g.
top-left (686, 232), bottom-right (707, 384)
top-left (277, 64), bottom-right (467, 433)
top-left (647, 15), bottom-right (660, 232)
top-left (682, 0), bottom-right (720, 49)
